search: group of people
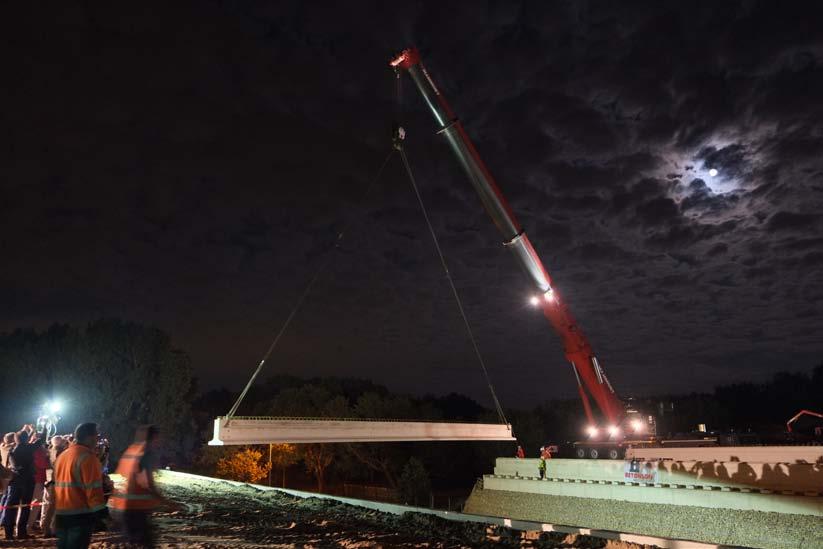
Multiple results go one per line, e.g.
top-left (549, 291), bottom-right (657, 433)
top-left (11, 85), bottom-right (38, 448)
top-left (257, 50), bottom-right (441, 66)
top-left (0, 425), bottom-right (63, 538)
top-left (515, 444), bottom-right (553, 479)
top-left (1, 422), bottom-right (168, 548)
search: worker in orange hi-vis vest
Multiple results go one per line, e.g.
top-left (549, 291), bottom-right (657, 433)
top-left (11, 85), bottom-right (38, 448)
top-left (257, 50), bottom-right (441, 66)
top-left (53, 423), bottom-right (106, 549)
top-left (108, 425), bottom-right (169, 547)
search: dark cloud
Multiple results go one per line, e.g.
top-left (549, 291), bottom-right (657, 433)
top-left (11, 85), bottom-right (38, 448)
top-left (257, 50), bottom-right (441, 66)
top-left (635, 197), bottom-right (679, 227)
top-left (706, 243), bottom-right (728, 257)
top-left (566, 242), bottom-right (639, 264)
top-left (767, 211), bottom-right (819, 232)
top-left (782, 237), bottom-right (823, 251)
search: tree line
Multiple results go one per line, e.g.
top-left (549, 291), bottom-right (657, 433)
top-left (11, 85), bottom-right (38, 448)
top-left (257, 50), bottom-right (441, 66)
top-left (2, 320), bottom-right (820, 499)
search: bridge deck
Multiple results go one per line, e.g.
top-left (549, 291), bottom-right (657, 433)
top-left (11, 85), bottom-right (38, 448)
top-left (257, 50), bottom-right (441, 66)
top-left (209, 416), bottom-right (515, 445)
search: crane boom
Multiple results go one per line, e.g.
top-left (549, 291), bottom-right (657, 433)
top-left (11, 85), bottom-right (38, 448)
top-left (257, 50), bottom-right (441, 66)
top-left (391, 47), bottom-right (624, 429)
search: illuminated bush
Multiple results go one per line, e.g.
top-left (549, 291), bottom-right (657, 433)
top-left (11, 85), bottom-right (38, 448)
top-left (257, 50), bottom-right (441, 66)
top-left (215, 447), bottom-right (271, 483)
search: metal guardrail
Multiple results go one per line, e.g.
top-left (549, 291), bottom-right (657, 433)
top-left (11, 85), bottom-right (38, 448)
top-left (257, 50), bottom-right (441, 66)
top-left (488, 474), bottom-right (823, 497)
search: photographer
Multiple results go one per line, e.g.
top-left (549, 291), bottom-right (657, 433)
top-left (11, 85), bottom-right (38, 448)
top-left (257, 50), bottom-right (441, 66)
top-left (0, 433), bottom-right (15, 500)
top-left (26, 433), bottom-right (49, 534)
top-left (1, 430), bottom-right (37, 540)
top-left (41, 435), bottom-right (69, 538)
top-left (0, 432), bottom-right (14, 466)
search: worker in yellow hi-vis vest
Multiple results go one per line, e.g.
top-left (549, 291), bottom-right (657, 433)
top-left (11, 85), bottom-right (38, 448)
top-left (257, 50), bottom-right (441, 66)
top-left (108, 425), bottom-right (168, 547)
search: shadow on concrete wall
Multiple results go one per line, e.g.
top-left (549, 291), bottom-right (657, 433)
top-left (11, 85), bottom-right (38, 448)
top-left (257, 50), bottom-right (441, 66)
top-left (665, 456), bottom-right (823, 493)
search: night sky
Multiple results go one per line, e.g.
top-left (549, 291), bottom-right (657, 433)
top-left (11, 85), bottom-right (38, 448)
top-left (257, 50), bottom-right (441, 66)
top-left (3, 2), bottom-right (822, 408)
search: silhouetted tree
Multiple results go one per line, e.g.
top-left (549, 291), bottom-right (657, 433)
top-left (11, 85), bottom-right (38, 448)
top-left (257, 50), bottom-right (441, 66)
top-left (269, 443), bottom-right (300, 487)
top-left (344, 392), bottom-right (424, 489)
top-left (304, 444), bottom-right (334, 492)
top-left (257, 384), bottom-right (349, 491)
top-left (398, 457), bottom-right (430, 506)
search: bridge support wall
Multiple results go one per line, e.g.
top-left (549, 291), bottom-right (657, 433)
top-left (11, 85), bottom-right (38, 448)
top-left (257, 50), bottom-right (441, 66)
top-left (494, 457), bottom-right (823, 494)
top-left (464, 482), bottom-right (822, 549)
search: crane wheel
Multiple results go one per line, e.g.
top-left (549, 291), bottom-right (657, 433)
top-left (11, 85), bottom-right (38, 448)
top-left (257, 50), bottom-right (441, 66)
top-left (607, 448), bottom-right (622, 460)
top-left (588, 448), bottom-right (600, 459)
top-left (575, 448), bottom-right (587, 459)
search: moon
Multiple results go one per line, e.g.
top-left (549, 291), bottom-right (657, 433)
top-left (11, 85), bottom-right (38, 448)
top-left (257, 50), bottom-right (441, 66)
top-left (708, 168), bottom-right (718, 177)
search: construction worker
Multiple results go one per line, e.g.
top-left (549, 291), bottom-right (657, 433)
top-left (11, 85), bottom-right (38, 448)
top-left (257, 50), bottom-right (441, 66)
top-left (54, 423), bottom-right (106, 549)
top-left (108, 425), bottom-right (167, 547)
top-left (515, 445), bottom-right (525, 459)
top-left (538, 455), bottom-right (547, 479)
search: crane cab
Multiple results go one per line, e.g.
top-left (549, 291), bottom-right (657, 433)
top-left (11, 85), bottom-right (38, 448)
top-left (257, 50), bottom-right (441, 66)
top-left (570, 403), bottom-right (658, 459)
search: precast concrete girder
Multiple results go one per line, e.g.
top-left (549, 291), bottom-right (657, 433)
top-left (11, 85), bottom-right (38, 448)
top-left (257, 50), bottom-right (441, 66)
top-left (209, 416), bottom-right (515, 445)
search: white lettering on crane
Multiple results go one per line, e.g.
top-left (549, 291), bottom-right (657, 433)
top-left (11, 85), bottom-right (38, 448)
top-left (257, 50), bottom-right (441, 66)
top-left (421, 67), bottom-right (440, 96)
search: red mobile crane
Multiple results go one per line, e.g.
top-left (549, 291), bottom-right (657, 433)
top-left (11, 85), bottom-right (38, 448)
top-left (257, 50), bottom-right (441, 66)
top-left (392, 48), bottom-right (656, 459)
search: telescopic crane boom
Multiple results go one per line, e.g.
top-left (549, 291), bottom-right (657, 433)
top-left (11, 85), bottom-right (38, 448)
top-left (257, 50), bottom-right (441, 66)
top-left (391, 47), bottom-right (624, 432)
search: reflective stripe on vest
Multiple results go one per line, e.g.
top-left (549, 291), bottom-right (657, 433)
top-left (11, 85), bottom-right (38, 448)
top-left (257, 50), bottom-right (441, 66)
top-left (109, 493), bottom-right (157, 501)
top-left (54, 480), bottom-right (103, 489)
top-left (108, 444), bottom-right (160, 511)
top-left (56, 503), bottom-right (108, 515)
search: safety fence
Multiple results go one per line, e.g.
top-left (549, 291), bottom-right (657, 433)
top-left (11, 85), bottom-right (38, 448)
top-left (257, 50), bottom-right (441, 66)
top-left (0, 500), bottom-right (46, 510)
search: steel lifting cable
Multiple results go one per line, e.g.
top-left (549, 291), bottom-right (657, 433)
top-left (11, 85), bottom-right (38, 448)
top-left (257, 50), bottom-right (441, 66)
top-left (225, 150), bottom-right (396, 420)
top-left (398, 149), bottom-right (509, 426)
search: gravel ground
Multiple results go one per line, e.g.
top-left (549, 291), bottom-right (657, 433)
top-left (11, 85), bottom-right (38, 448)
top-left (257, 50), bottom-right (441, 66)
top-left (464, 485), bottom-right (823, 549)
top-left (2, 474), bottom-right (656, 548)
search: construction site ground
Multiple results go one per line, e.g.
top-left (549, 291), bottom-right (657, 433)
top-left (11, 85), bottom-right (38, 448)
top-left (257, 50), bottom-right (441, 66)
top-left (5, 472), bottom-right (656, 549)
